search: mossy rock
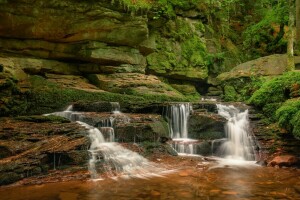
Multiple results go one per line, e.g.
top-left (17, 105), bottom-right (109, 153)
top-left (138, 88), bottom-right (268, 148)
top-left (250, 72), bottom-right (300, 107)
top-left (0, 172), bottom-right (21, 185)
top-left (276, 98), bottom-right (300, 138)
top-left (147, 17), bottom-right (209, 81)
top-left (14, 115), bottom-right (70, 123)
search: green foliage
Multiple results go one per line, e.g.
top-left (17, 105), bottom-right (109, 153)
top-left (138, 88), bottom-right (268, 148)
top-left (223, 85), bottom-right (238, 101)
top-left (249, 72), bottom-right (300, 107)
top-left (242, 0), bottom-right (288, 57)
top-left (276, 99), bottom-right (300, 138)
top-left (111, 0), bottom-right (152, 12)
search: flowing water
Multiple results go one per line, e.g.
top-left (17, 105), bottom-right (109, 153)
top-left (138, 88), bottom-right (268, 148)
top-left (47, 105), bottom-right (168, 180)
top-left (215, 104), bottom-right (256, 160)
top-left (164, 103), bottom-right (198, 154)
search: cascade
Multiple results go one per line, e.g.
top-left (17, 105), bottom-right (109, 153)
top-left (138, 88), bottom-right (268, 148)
top-left (47, 104), bottom-right (166, 179)
top-left (215, 104), bottom-right (256, 160)
top-left (164, 103), bottom-right (197, 154)
top-left (111, 102), bottom-right (121, 114)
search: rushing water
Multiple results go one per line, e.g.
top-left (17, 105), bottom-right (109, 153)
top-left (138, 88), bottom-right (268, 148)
top-left (164, 103), bottom-right (199, 154)
top-left (215, 104), bottom-right (256, 160)
top-left (47, 104), bottom-right (167, 180)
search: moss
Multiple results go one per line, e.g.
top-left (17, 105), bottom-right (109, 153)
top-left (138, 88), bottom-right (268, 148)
top-left (262, 103), bottom-right (282, 122)
top-left (249, 72), bottom-right (300, 107)
top-left (0, 172), bottom-right (21, 185)
top-left (0, 78), bottom-right (29, 117)
top-left (276, 98), bottom-right (300, 138)
top-left (147, 16), bottom-right (208, 81)
top-left (15, 115), bottom-right (70, 123)
top-left (26, 75), bottom-right (187, 115)
top-left (291, 111), bottom-right (300, 139)
top-left (223, 85), bottom-right (238, 102)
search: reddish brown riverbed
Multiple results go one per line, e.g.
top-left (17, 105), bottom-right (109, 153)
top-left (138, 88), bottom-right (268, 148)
top-left (1, 156), bottom-right (300, 200)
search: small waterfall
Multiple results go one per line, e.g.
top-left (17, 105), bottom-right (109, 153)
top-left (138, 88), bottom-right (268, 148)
top-left (111, 102), bottom-right (121, 114)
top-left (47, 104), bottom-right (167, 179)
top-left (164, 103), bottom-right (192, 139)
top-left (215, 104), bottom-right (256, 160)
top-left (164, 103), bottom-right (198, 154)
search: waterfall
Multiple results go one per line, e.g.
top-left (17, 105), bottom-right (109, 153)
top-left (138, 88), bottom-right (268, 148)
top-left (164, 103), bottom-right (197, 155)
top-left (47, 104), bottom-right (167, 179)
top-left (216, 104), bottom-right (256, 160)
top-left (111, 102), bottom-right (121, 114)
top-left (164, 103), bottom-right (192, 139)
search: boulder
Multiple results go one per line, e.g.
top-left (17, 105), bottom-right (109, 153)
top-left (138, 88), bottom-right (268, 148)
top-left (217, 54), bottom-right (288, 82)
top-left (85, 73), bottom-right (185, 99)
top-left (268, 155), bottom-right (299, 167)
top-left (188, 112), bottom-right (226, 140)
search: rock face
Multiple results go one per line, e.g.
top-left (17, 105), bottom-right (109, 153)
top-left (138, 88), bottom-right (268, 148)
top-left (0, 116), bottom-right (89, 185)
top-left (217, 54), bottom-right (288, 82)
top-left (188, 112), bottom-right (226, 140)
top-left (147, 17), bottom-right (209, 82)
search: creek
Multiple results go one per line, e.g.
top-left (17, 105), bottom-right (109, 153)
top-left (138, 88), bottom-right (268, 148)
top-left (1, 102), bottom-right (299, 199)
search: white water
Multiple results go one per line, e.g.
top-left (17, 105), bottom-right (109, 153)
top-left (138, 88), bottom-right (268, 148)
top-left (164, 103), bottom-right (197, 154)
top-left (111, 102), bottom-right (121, 114)
top-left (47, 104), bottom-right (169, 180)
top-left (216, 104), bottom-right (256, 161)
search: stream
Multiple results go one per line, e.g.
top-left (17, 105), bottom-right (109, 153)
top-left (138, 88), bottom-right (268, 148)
top-left (1, 162), bottom-right (300, 200)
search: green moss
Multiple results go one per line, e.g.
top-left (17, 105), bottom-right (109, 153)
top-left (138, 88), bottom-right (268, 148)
top-left (15, 115), bottom-right (70, 123)
top-left (291, 111), bottom-right (300, 138)
top-left (223, 85), bottom-right (238, 102)
top-left (26, 75), bottom-right (188, 115)
top-left (249, 72), bottom-right (300, 107)
top-left (262, 103), bottom-right (282, 122)
top-left (276, 99), bottom-right (300, 138)
top-left (147, 17), bottom-right (208, 80)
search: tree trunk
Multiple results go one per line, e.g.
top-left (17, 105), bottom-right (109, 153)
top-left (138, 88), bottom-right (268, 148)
top-left (287, 0), bottom-right (295, 71)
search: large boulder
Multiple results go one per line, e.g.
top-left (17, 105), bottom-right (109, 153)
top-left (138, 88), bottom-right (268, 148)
top-left (268, 155), bottom-right (299, 167)
top-left (217, 54), bottom-right (288, 82)
top-left (188, 112), bottom-right (226, 140)
top-left (85, 73), bottom-right (185, 99)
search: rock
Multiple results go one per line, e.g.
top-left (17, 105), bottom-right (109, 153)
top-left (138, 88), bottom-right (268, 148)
top-left (217, 54), bottom-right (288, 82)
top-left (85, 73), bottom-right (185, 99)
top-left (0, 172), bottom-right (21, 185)
top-left (0, 40), bottom-right (146, 66)
top-left (0, 1), bottom-right (148, 47)
top-left (146, 17), bottom-right (208, 82)
top-left (0, 56), bottom-right (80, 77)
top-left (72, 101), bottom-right (113, 113)
top-left (256, 159), bottom-right (268, 166)
top-left (159, 136), bottom-right (171, 144)
top-left (150, 190), bottom-right (161, 197)
top-left (188, 112), bottom-right (226, 140)
top-left (268, 155), bottom-right (299, 167)
top-left (0, 118), bottom-right (89, 185)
